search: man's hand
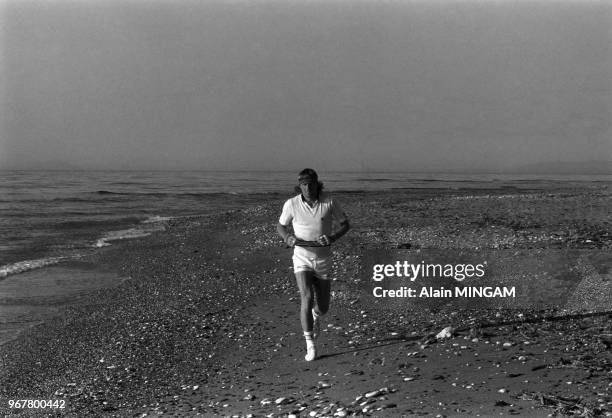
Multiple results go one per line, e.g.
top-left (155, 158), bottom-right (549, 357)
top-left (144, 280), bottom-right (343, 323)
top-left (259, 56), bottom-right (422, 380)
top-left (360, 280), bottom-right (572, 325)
top-left (285, 235), bottom-right (297, 247)
top-left (278, 223), bottom-right (297, 247)
top-left (317, 235), bottom-right (332, 246)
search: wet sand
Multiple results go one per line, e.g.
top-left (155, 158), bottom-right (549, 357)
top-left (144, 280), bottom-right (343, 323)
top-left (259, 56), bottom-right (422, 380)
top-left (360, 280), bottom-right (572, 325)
top-left (0, 187), bottom-right (610, 417)
top-left (0, 263), bottom-right (128, 346)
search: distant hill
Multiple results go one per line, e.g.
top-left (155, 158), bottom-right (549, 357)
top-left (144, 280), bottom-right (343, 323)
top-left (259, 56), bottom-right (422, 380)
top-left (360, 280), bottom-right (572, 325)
top-left (507, 160), bottom-right (612, 175)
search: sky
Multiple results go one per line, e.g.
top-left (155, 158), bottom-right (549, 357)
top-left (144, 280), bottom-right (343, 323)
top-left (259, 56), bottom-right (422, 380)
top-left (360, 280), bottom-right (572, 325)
top-left (1, 0), bottom-right (610, 172)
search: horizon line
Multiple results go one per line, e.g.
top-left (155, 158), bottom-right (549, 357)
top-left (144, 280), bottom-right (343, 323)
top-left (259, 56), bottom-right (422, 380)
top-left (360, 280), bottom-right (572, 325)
top-left (1, 168), bottom-right (611, 175)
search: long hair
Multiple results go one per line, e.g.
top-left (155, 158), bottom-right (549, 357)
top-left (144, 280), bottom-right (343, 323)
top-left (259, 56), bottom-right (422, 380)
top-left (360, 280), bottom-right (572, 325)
top-left (294, 168), bottom-right (324, 194)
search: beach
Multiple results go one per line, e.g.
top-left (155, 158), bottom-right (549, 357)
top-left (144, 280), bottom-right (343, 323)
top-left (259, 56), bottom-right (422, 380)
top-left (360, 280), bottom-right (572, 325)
top-left (1, 186), bottom-right (611, 417)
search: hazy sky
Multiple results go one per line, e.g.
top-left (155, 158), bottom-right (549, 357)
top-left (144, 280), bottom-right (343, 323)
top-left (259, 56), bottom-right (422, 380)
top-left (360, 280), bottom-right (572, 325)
top-left (1, 0), bottom-right (610, 171)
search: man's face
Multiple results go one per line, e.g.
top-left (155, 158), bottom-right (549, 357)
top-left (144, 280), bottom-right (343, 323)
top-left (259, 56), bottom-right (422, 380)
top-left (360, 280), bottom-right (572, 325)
top-left (299, 178), bottom-right (318, 200)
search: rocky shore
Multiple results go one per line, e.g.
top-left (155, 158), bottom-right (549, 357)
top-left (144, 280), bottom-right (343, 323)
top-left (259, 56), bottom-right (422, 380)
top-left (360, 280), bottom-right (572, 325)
top-left (1, 187), bottom-right (611, 417)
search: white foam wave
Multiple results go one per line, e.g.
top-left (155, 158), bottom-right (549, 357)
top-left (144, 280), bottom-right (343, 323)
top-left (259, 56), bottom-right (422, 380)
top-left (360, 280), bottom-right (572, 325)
top-left (143, 215), bottom-right (174, 224)
top-left (94, 219), bottom-right (168, 248)
top-left (0, 256), bottom-right (69, 278)
top-left (94, 228), bottom-right (153, 247)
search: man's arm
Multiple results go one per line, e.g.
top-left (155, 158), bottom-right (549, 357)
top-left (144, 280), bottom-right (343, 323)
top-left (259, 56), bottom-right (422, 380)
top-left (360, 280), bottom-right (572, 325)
top-left (330, 219), bottom-right (350, 243)
top-left (318, 219), bottom-right (350, 246)
top-left (277, 223), bottom-right (297, 246)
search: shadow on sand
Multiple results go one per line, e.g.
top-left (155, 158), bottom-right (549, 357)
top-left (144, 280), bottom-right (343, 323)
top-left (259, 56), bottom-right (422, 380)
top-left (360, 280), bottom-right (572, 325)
top-left (319, 309), bottom-right (611, 360)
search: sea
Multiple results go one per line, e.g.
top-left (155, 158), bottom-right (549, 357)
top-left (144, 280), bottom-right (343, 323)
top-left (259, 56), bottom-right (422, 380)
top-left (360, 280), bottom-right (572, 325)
top-left (1, 170), bottom-right (611, 279)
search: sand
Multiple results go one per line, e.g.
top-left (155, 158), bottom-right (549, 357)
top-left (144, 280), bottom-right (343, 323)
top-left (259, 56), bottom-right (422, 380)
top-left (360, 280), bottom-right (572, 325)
top-left (0, 187), bottom-right (610, 417)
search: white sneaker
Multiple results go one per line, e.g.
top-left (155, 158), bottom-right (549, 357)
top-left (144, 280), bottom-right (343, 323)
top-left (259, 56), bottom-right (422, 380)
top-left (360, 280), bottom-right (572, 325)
top-left (312, 308), bottom-right (321, 340)
top-left (305, 344), bottom-right (317, 361)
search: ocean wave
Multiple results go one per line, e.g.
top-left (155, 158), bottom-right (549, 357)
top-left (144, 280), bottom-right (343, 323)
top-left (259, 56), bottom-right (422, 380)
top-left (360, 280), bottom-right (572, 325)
top-left (0, 216), bottom-right (175, 277)
top-left (414, 178), bottom-right (484, 183)
top-left (50, 197), bottom-right (97, 203)
top-left (57, 217), bottom-right (142, 229)
top-left (143, 215), bottom-right (175, 223)
top-left (94, 218), bottom-right (169, 248)
top-left (95, 190), bottom-right (121, 195)
top-left (94, 229), bottom-right (153, 248)
top-left (0, 256), bottom-right (72, 278)
top-left (93, 190), bottom-right (244, 197)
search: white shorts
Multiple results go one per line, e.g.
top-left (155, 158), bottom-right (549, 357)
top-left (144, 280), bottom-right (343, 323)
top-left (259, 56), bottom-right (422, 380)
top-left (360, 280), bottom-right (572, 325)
top-left (292, 253), bottom-right (331, 280)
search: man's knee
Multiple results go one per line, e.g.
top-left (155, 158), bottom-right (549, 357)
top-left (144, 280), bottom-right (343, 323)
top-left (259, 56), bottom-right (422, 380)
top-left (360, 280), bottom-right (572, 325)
top-left (295, 273), bottom-right (313, 300)
top-left (300, 288), bottom-right (313, 303)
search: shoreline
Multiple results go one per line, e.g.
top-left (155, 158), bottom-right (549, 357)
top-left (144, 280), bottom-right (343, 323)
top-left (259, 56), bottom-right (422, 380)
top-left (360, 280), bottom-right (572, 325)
top-left (0, 261), bottom-right (129, 346)
top-left (1, 177), bottom-right (608, 266)
top-left (1, 187), bottom-right (610, 416)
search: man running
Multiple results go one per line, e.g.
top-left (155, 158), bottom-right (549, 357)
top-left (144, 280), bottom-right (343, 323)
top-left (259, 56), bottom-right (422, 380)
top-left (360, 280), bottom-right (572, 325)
top-left (277, 168), bottom-right (350, 361)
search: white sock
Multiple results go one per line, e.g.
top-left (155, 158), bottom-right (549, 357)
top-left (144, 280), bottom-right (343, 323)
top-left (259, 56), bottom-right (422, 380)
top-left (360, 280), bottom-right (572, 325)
top-left (304, 331), bottom-right (315, 349)
top-left (304, 331), bottom-right (316, 361)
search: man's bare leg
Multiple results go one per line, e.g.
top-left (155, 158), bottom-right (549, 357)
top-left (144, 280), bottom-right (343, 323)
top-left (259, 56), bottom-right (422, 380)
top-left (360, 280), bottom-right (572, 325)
top-left (295, 271), bottom-right (318, 361)
top-left (312, 278), bottom-right (331, 316)
top-left (311, 278), bottom-right (330, 339)
top-left (295, 271), bottom-right (316, 331)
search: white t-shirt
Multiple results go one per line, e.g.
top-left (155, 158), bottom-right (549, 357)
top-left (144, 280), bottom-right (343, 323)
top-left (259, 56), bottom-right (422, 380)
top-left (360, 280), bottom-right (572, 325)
top-left (279, 192), bottom-right (348, 257)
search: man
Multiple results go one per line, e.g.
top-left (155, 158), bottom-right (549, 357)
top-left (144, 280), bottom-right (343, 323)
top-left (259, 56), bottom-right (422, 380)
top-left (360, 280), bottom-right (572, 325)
top-left (277, 168), bottom-right (350, 361)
